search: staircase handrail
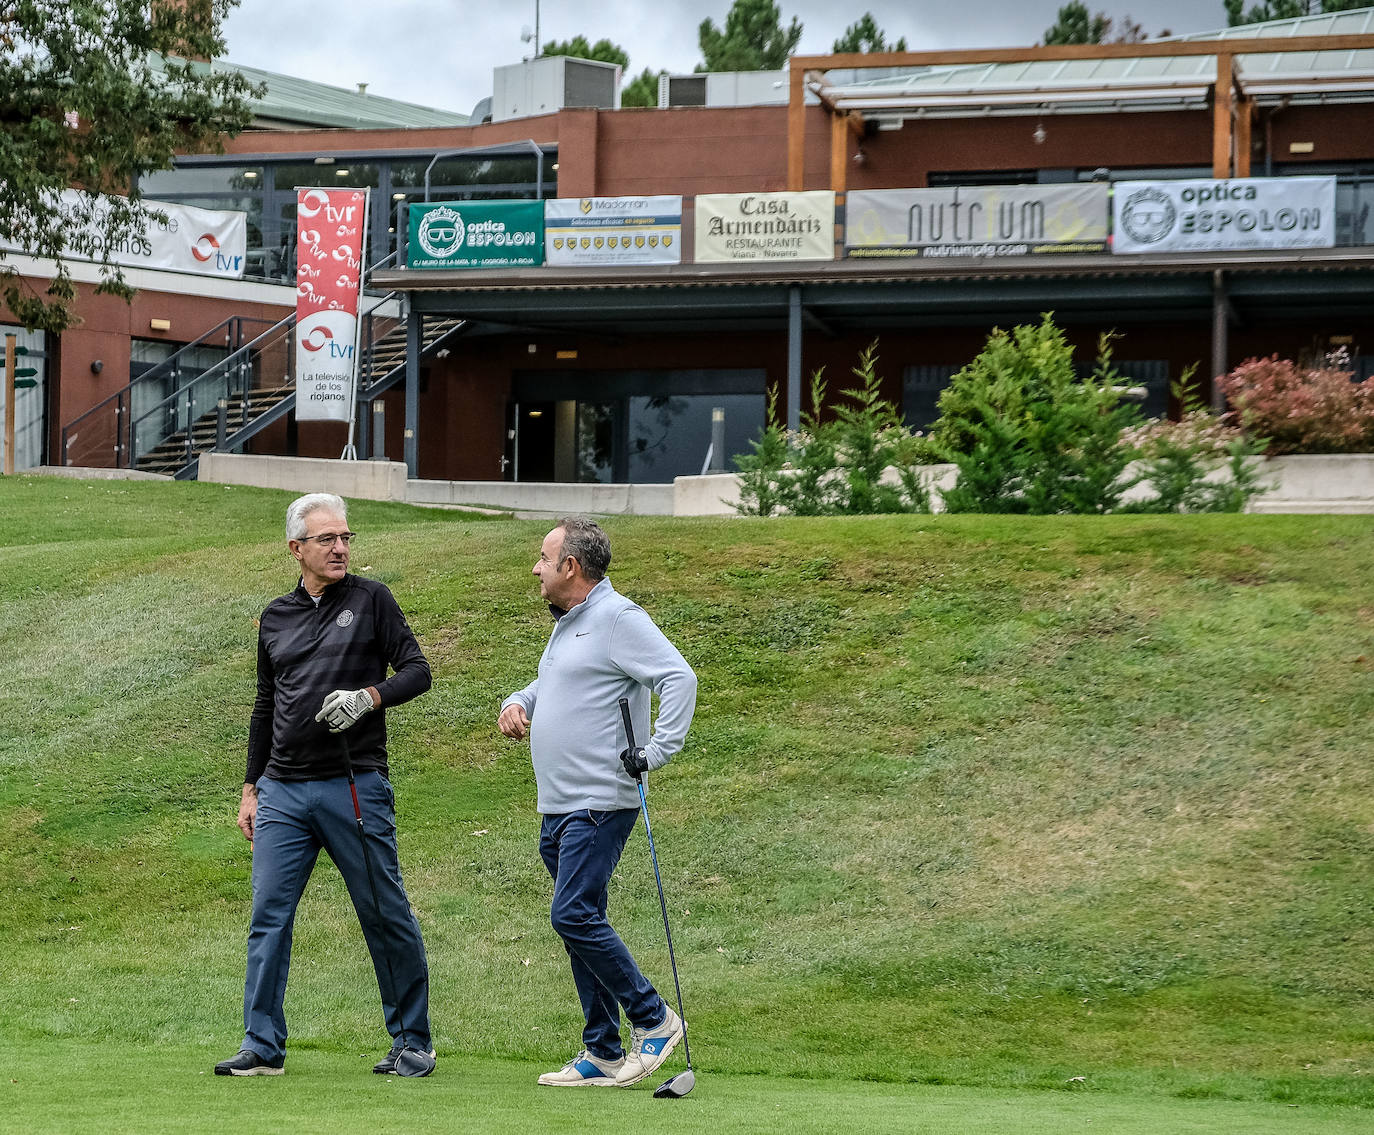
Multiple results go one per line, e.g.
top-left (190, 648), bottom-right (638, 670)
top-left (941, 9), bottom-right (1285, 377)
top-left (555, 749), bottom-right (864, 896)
top-left (125, 312), bottom-right (299, 449)
top-left (59, 314), bottom-right (278, 463)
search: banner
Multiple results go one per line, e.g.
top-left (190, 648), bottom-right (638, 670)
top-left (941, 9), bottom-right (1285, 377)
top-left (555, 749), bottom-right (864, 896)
top-left (694, 191), bottom-right (835, 263)
top-left (545, 196), bottom-right (682, 266)
top-left (1113, 177), bottom-right (1336, 253)
top-left (0, 190), bottom-right (247, 278)
top-left (295, 188), bottom-right (367, 424)
top-left (407, 200), bottom-right (544, 269)
top-left (845, 184), bottom-right (1109, 258)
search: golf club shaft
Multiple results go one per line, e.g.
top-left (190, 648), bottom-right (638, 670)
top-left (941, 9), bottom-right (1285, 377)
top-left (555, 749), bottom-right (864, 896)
top-left (636, 779), bottom-right (692, 1068)
top-left (619, 697), bottom-right (692, 1068)
top-left (340, 730), bottom-right (411, 1053)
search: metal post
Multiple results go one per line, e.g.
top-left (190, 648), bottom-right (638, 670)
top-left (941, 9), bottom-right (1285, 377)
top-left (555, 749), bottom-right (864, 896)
top-left (184, 389), bottom-right (194, 465)
top-left (404, 309), bottom-right (421, 477)
top-left (709, 407), bottom-right (725, 472)
top-left (3, 332), bottom-right (15, 475)
top-left (371, 400), bottom-right (386, 460)
top-left (216, 398), bottom-right (227, 450)
top-left (787, 286), bottom-right (802, 433)
top-left (1211, 270), bottom-right (1229, 412)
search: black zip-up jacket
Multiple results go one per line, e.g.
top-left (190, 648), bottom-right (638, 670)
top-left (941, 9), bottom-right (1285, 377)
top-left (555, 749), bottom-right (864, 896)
top-left (246, 574), bottom-right (431, 784)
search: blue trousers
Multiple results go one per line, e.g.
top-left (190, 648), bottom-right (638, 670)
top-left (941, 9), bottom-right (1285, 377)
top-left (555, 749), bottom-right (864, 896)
top-left (242, 773), bottom-right (431, 1061)
top-left (540, 808), bottom-right (667, 1062)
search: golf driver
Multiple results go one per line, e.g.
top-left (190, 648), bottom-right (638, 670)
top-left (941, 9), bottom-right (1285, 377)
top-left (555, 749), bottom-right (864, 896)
top-left (618, 696), bottom-right (696, 1099)
top-left (339, 730), bottom-right (434, 1077)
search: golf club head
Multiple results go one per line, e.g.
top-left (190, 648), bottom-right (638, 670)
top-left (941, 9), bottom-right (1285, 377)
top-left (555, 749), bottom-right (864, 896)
top-left (653, 1068), bottom-right (695, 1098)
top-left (392, 1047), bottom-right (437, 1077)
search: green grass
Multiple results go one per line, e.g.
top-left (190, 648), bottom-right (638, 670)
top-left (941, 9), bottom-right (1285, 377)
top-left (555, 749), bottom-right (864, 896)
top-left (3, 1042), bottom-right (1371, 1135)
top-left (2, 475), bottom-right (1373, 1129)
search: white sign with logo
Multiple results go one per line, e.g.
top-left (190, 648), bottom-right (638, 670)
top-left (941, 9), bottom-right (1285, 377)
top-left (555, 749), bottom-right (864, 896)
top-left (846, 185), bottom-right (1109, 257)
top-left (0, 190), bottom-right (247, 278)
top-left (1113, 177), bottom-right (1336, 254)
top-left (545, 197), bottom-right (682, 266)
top-left (695, 192), bottom-right (836, 263)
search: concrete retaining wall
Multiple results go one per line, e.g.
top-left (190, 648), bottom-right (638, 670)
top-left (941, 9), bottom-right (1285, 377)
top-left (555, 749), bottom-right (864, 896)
top-left (44, 451), bottom-right (1374, 516)
top-left (197, 453), bottom-right (408, 501)
top-left (1249, 454), bottom-right (1374, 514)
top-left (407, 478), bottom-right (675, 516)
top-left (35, 465), bottom-right (170, 481)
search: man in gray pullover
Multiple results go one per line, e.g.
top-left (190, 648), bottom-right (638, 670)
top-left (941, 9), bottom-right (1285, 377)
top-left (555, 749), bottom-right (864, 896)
top-left (499, 516), bottom-right (697, 1088)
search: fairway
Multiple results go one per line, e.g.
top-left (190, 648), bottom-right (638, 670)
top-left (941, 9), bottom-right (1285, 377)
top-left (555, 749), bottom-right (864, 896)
top-left (3, 1042), bottom-right (1370, 1135)
top-left (2, 476), bottom-right (1372, 1130)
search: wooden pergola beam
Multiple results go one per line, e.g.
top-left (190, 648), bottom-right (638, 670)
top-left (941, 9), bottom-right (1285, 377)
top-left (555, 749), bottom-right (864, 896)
top-left (787, 33), bottom-right (1374, 191)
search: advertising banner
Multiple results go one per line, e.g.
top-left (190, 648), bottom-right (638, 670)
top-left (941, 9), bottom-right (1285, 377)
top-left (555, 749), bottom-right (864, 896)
top-left (845, 184), bottom-right (1109, 258)
top-left (295, 188), bottom-right (368, 424)
top-left (545, 196), bottom-right (683, 266)
top-left (0, 190), bottom-right (247, 278)
top-left (694, 191), bottom-right (835, 263)
top-left (407, 200), bottom-right (544, 269)
top-left (1113, 177), bottom-right (1336, 254)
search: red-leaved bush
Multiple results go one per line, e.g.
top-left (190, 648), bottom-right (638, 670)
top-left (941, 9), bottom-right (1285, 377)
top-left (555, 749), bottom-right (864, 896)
top-left (1218, 353), bottom-right (1374, 455)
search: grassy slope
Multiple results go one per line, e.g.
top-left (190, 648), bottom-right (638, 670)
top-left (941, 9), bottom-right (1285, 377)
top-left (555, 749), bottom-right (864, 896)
top-left (1, 476), bottom-right (1372, 1116)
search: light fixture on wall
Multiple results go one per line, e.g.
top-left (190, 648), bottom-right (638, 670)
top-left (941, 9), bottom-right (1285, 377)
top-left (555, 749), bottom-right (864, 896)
top-left (90, 360), bottom-right (103, 374)
top-left (1032, 122), bottom-right (1047, 145)
top-left (852, 148), bottom-right (866, 166)
top-left (150, 318), bottom-right (171, 332)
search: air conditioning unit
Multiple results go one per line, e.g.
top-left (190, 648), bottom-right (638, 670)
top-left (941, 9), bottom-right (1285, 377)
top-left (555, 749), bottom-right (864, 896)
top-left (493, 56), bottom-right (622, 122)
top-left (658, 70), bottom-right (787, 109)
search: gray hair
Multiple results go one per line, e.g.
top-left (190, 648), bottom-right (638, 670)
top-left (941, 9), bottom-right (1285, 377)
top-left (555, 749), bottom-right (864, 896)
top-left (286, 493), bottom-right (348, 541)
top-left (556, 516), bottom-right (611, 581)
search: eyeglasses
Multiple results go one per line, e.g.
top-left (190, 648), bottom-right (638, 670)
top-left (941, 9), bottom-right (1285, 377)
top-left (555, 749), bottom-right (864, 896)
top-left (299, 531), bottom-right (356, 547)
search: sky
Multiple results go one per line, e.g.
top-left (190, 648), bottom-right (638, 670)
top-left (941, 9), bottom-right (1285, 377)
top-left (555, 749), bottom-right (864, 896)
top-left (220, 1), bottom-right (1234, 118)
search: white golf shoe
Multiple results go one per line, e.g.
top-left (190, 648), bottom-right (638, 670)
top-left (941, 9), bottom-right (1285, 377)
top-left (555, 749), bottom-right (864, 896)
top-left (537, 1049), bottom-right (625, 1086)
top-left (615, 1006), bottom-right (684, 1086)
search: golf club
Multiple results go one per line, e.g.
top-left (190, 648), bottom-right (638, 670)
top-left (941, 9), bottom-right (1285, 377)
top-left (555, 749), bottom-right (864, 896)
top-left (618, 696), bottom-right (696, 1099)
top-left (339, 730), bottom-right (434, 1077)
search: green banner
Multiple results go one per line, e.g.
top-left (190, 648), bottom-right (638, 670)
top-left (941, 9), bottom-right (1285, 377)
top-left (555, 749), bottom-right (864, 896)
top-left (407, 200), bottom-right (544, 269)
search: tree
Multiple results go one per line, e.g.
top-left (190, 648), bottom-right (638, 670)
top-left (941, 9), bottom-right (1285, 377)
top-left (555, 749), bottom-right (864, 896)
top-left (1226, 0), bottom-right (1368, 23)
top-left (833, 13), bottom-right (907, 54)
top-left (698, 0), bottom-right (803, 72)
top-left (541, 35), bottom-right (630, 69)
top-left (1042, 2), bottom-right (1152, 44)
top-left (1043, 2), bottom-right (1110, 44)
top-left (622, 67), bottom-right (664, 108)
top-left (0, 1), bottom-right (261, 333)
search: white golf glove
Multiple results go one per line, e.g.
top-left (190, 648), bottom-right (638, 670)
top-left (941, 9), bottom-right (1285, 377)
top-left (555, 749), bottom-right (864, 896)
top-left (316, 688), bottom-right (376, 733)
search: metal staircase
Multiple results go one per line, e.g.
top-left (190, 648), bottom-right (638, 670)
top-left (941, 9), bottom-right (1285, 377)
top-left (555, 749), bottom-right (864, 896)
top-left (60, 258), bottom-right (468, 478)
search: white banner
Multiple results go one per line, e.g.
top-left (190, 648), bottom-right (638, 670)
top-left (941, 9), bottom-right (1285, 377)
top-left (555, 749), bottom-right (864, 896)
top-left (694, 191), bottom-right (835, 263)
top-left (1113, 177), bottom-right (1336, 253)
top-left (545, 196), bottom-right (682, 265)
top-left (0, 190), bottom-right (247, 278)
top-left (846, 184), bottom-right (1109, 257)
top-left (295, 188), bottom-right (368, 424)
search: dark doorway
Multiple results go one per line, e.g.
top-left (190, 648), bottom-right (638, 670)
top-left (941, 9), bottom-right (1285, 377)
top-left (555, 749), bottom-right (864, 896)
top-left (514, 400), bottom-right (556, 481)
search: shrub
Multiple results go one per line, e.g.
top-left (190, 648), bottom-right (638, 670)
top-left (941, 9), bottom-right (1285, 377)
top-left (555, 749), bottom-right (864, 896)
top-left (1218, 351), bottom-right (1374, 455)
top-left (733, 343), bottom-right (932, 516)
top-left (1119, 377), bottom-right (1268, 513)
top-left (932, 316), bottom-right (1143, 514)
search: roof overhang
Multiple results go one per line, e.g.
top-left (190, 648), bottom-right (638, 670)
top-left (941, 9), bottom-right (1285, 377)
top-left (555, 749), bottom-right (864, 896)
top-left (373, 249), bottom-right (1374, 337)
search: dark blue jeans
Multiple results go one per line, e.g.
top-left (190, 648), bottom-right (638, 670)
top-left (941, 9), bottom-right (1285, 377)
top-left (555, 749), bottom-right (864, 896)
top-left (540, 808), bottom-right (667, 1062)
top-left (242, 773), bottom-right (431, 1061)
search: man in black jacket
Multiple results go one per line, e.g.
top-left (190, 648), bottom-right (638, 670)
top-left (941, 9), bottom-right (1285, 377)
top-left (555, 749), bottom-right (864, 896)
top-left (214, 492), bottom-right (436, 1078)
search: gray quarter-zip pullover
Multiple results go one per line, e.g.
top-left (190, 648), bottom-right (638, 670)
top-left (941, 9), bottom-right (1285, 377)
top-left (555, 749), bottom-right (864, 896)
top-left (502, 578), bottom-right (697, 814)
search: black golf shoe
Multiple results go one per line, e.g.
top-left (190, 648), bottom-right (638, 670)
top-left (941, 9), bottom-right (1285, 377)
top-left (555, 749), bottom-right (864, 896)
top-left (373, 1043), bottom-right (436, 1077)
top-left (213, 1049), bottom-right (284, 1076)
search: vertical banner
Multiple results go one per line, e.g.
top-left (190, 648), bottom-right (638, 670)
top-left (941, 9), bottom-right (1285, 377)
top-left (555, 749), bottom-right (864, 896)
top-left (295, 188), bottom-right (368, 423)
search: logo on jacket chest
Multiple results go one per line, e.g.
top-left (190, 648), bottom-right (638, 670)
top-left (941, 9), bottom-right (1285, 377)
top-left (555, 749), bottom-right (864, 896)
top-left (336, 610), bottom-right (355, 628)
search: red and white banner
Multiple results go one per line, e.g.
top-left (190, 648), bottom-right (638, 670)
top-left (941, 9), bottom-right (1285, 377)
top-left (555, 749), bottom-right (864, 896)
top-left (295, 188), bottom-right (368, 423)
